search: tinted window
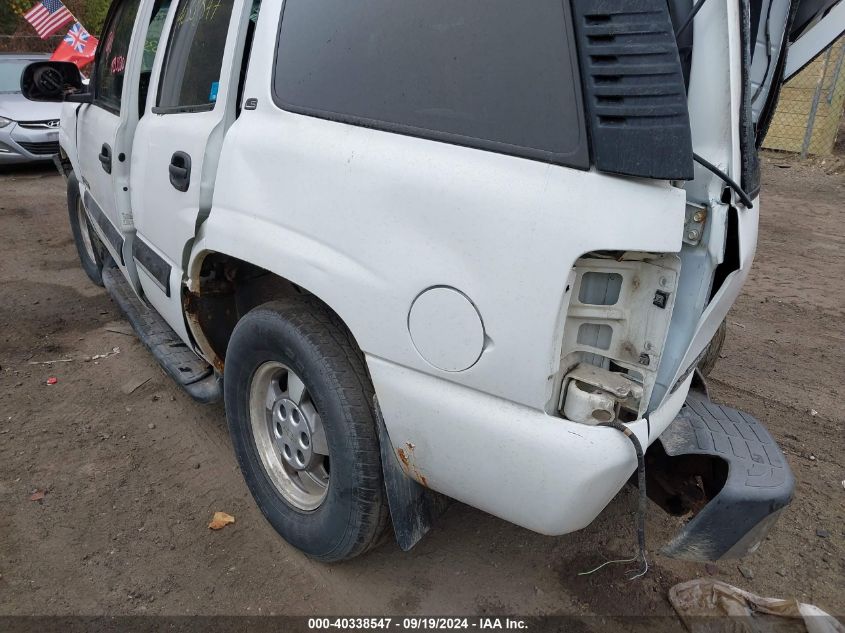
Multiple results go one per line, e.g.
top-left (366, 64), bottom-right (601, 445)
top-left (95, 0), bottom-right (142, 112)
top-left (157, 0), bottom-right (235, 111)
top-left (274, 0), bottom-right (587, 166)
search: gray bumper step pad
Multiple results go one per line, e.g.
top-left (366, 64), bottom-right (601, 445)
top-left (102, 267), bottom-right (221, 404)
top-left (658, 392), bottom-right (794, 561)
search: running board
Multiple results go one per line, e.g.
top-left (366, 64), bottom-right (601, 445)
top-left (102, 266), bottom-right (222, 404)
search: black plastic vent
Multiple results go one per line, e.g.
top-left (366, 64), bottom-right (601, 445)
top-left (571, 0), bottom-right (694, 180)
top-left (18, 141), bottom-right (60, 155)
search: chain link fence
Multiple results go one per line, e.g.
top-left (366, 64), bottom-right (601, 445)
top-left (762, 35), bottom-right (845, 157)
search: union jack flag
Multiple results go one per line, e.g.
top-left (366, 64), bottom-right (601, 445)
top-left (24, 0), bottom-right (74, 39)
top-left (51, 20), bottom-right (98, 68)
top-left (63, 22), bottom-right (91, 54)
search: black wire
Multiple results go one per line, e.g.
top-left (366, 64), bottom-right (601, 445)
top-left (601, 421), bottom-right (648, 579)
top-left (675, 0), bottom-right (756, 210)
top-left (675, 0), bottom-right (755, 209)
top-left (693, 152), bottom-right (755, 208)
top-left (675, 0), bottom-right (711, 39)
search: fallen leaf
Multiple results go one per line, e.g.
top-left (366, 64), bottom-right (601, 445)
top-left (208, 511), bottom-right (235, 530)
top-left (30, 490), bottom-right (45, 501)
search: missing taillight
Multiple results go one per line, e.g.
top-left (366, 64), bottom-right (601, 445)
top-left (558, 253), bottom-right (681, 422)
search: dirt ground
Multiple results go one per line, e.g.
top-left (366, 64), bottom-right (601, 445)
top-left (0, 155), bottom-right (843, 621)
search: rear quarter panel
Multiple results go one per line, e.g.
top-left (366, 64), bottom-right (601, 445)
top-left (197, 109), bottom-right (686, 411)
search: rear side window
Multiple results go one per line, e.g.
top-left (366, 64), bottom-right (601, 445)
top-left (140, 0), bottom-right (172, 116)
top-left (156, 0), bottom-right (236, 112)
top-left (95, 0), bottom-right (142, 113)
top-left (142, 0), bottom-right (172, 73)
top-left (273, 0), bottom-right (588, 167)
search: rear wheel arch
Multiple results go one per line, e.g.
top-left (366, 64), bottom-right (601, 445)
top-left (184, 251), bottom-right (365, 372)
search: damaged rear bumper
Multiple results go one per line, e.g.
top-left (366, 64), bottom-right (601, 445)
top-left (651, 391), bottom-right (794, 561)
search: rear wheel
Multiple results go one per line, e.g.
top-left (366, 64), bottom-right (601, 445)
top-left (67, 172), bottom-right (104, 286)
top-left (224, 298), bottom-right (389, 561)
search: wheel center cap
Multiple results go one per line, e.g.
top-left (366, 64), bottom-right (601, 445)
top-left (272, 398), bottom-right (313, 471)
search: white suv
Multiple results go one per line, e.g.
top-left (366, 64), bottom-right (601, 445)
top-left (22, 0), bottom-right (818, 562)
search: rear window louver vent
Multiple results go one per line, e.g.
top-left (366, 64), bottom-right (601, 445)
top-left (571, 0), bottom-right (694, 180)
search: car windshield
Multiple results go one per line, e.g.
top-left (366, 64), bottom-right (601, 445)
top-left (0, 60), bottom-right (33, 94)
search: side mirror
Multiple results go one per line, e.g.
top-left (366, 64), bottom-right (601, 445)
top-left (20, 61), bottom-right (90, 103)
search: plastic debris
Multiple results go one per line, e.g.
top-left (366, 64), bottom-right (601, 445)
top-left (46, 377), bottom-right (58, 385)
top-left (28, 358), bottom-right (73, 365)
top-left (208, 512), bottom-right (235, 530)
top-left (669, 579), bottom-right (844, 633)
top-left (91, 347), bottom-right (121, 361)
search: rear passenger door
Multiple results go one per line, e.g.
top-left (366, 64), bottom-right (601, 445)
top-left (130, 0), bottom-right (250, 342)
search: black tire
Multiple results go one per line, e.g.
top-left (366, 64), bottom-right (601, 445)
top-left (67, 172), bottom-right (104, 286)
top-left (698, 320), bottom-right (727, 377)
top-left (224, 298), bottom-right (389, 561)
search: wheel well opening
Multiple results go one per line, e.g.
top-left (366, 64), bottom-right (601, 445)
top-left (644, 440), bottom-right (729, 517)
top-left (184, 253), bottom-right (348, 369)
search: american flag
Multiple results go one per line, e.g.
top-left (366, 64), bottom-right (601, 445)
top-left (24, 0), bottom-right (75, 39)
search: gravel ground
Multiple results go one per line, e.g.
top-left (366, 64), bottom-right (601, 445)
top-left (0, 155), bottom-right (842, 622)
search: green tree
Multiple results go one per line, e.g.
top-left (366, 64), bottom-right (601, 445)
top-left (69, 0), bottom-right (112, 35)
top-left (0, 1), bottom-right (28, 36)
top-left (0, 1), bottom-right (45, 51)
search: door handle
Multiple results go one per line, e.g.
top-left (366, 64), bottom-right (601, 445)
top-left (99, 143), bottom-right (112, 174)
top-left (169, 151), bottom-right (191, 192)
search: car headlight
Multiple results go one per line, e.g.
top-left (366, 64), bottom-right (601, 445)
top-left (0, 116), bottom-right (13, 129)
